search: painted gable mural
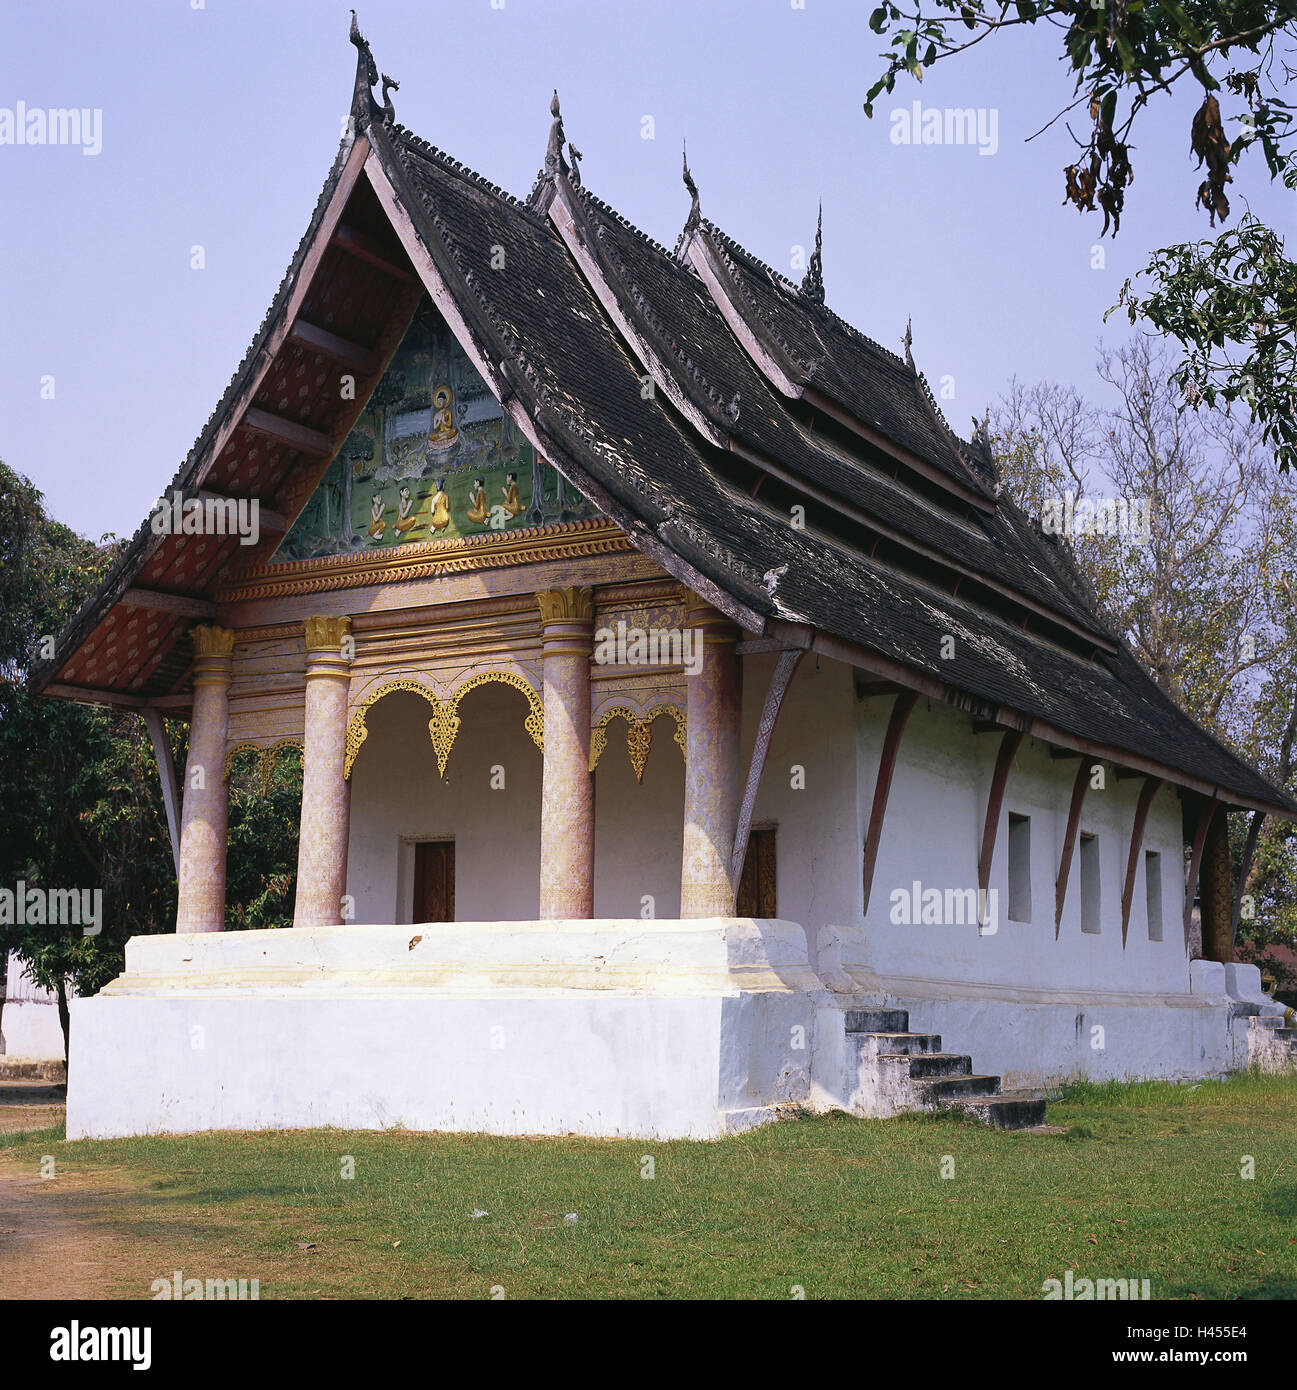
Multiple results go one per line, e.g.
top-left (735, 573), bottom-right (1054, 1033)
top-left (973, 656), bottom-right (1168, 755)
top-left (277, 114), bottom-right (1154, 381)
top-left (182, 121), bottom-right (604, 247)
top-left (273, 298), bottom-right (599, 563)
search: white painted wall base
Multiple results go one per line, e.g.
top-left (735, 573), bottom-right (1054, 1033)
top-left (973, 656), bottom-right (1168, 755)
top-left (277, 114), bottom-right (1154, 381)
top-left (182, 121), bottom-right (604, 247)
top-left (0, 1000), bottom-right (65, 1061)
top-left (2, 953), bottom-right (65, 1061)
top-left (66, 921), bottom-right (1286, 1141)
top-left (66, 919), bottom-right (823, 1141)
top-left (872, 982), bottom-right (1241, 1090)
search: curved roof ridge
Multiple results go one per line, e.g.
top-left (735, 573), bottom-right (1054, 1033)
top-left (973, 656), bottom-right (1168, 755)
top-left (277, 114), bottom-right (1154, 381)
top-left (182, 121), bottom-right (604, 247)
top-left (27, 132), bottom-right (359, 691)
top-left (571, 181), bottom-right (680, 264)
top-left (912, 366), bottom-right (995, 486)
top-left (573, 185), bottom-right (738, 424)
top-left (387, 123), bottom-right (548, 227)
top-left (702, 218), bottom-right (919, 379)
top-left (400, 162), bottom-right (692, 522)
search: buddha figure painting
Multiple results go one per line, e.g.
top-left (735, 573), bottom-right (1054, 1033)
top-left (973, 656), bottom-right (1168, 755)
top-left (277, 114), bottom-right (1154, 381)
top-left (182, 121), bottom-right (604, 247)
top-left (426, 385), bottom-right (458, 454)
top-left (271, 296), bottom-right (601, 562)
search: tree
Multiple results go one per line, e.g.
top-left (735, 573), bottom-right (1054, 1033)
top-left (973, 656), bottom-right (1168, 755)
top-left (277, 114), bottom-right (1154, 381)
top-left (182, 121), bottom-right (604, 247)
top-left (0, 460), bottom-right (173, 1061)
top-left (991, 340), bottom-right (1297, 966)
top-left (0, 461), bottom-right (304, 1061)
top-left (863, 0), bottom-right (1297, 467)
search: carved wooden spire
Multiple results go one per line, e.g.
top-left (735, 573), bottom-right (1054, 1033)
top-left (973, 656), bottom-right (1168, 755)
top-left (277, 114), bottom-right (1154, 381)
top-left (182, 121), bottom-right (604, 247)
top-left (800, 203), bottom-right (825, 305)
top-left (903, 317), bottom-right (915, 370)
top-left (349, 11), bottom-right (396, 127)
top-left (545, 90), bottom-right (568, 178)
top-left (682, 142), bottom-right (701, 233)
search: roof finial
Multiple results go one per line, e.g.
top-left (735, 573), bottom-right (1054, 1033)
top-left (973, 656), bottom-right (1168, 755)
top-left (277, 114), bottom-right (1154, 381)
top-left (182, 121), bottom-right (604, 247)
top-left (545, 90), bottom-right (568, 178)
top-left (349, 12), bottom-right (396, 127)
top-left (800, 203), bottom-right (825, 305)
top-left (682, 142), bottom-right (701, 232)
top-left (903, 317), bottom-right (914, 370)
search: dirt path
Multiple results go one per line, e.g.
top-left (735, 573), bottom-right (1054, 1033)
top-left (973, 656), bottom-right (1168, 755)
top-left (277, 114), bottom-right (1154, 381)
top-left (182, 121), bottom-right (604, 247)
top-left (0, 1083), bottom-right (145, 1299)
top-left (0, 1080), bottom-right (65, 1136)
top-left (0, 1156), bottom-right (143, 1298)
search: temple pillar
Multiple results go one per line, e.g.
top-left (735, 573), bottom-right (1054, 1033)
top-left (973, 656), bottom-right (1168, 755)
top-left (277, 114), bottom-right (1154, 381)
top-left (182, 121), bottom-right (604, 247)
top-left (175, 624), bottom-right (234, 933)
top-left (293, 616), bottom-right (353, 929)
top-left (1199, 809), bottom-right (1235, 963)
top-left (536, 587), bottom-right (595, 919)
top-left (680, 598), bottom-right (742, 918)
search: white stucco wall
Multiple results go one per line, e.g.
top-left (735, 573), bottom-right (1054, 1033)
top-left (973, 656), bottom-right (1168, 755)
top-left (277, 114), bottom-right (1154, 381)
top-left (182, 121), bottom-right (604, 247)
top-left (346, 687), bottom-right (690, 924)
top-left (336, 652), bottom-right (1242, 1091)
top-left (1, 952), bottom-right (65, 1061)
top-left (591, 711), bottom-right (684, 919)
top-left (744, 653), bottom-right (861, 933)
top-left (346, 685), bottom-right (543, 923)
top-left (842, 694), bottom-right (1190, 999)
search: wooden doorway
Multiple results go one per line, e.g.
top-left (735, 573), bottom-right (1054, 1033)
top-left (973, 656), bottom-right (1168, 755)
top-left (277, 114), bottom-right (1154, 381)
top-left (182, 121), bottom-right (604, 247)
top-left (736, 825), bottom-right (777, 918)
top-left (413, 840), bottom-right (455, 923)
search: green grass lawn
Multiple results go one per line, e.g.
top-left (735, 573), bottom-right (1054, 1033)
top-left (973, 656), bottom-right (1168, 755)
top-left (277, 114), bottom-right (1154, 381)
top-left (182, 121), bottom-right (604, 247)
top-left (4, 1071), bottom-right (1296, 1299)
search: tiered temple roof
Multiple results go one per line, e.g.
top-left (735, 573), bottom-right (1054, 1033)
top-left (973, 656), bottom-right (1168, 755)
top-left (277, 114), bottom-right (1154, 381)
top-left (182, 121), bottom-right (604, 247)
top-left (30, 21), bottom-right (1295, 818)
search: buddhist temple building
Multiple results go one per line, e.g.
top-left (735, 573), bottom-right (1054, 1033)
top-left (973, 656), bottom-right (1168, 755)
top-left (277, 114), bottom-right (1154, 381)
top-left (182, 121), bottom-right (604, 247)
top-left (33, 21), bottom-right (1297, 1139)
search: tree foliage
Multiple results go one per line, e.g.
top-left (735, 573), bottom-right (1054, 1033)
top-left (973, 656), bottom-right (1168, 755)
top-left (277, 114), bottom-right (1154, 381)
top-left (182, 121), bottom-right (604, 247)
top-left (0, 461), bottom-right (301, 1058)
top-left (992, 341), bottom-right (1297, 977)
top-left (864, 0), bottom-right (1297, 466)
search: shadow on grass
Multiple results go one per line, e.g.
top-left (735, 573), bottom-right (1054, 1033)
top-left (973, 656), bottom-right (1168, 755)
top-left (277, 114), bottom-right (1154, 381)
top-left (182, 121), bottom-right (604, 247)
top-left (1156, 1274), bottom-right (1297, 1300)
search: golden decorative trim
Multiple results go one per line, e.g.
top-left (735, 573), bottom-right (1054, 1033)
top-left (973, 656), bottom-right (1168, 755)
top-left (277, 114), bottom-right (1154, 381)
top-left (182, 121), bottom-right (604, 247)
top-left (191, 624), bottom-right (235, 657)
top-left (216, 520), bottom-right (632, 602)
top-left (588, 703), bottom-right (686, 782)
top-left (223, 738), bottom-right (304, 793)
top-left (344, 671), bottom-right (544, 780)
top-left (536, 585), bottom-right (595, 623)
top-left (303, 615), bottom-right (352, 653)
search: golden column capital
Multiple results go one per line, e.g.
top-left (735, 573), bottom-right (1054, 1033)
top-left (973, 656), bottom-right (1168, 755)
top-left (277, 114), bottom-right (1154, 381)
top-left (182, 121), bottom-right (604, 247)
top-left (536, 586), bottom-right (595, 625)
top-left (303, 615), bottom-right (353, 654)
top-left (190, 624), bottom-right (235, 690)
top-left (190, 623), bottom-right (235, 658)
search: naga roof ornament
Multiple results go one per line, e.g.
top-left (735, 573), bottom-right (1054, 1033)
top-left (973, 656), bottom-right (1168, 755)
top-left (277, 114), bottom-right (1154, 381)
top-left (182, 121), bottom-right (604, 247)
top-left (546, 91), bottom-right (568, 178)
top-left (348, 11), bottom-right (398, 127)
top-left (682, 143), bottom-right (702, 235)
top-left (799, 203), bottom-right (825, 305)
top-left (528, 90), bottom-right (568, 209)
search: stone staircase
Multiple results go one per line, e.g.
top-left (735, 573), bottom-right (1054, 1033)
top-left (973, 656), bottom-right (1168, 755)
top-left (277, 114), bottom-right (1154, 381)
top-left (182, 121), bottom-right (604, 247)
top-left (1246, 1012), bottom-right (1297, 1070)
top-left (846, 1008), bottom-right (1046, 1130)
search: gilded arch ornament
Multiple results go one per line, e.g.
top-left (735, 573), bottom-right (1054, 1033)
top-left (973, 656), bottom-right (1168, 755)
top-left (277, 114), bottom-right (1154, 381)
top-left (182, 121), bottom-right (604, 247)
top-left (223, 738), bottom-right (305, 794)
top-left (588, 704), bottom-right (686, 783)
top-left (344, 672), bottom-right (544, 780)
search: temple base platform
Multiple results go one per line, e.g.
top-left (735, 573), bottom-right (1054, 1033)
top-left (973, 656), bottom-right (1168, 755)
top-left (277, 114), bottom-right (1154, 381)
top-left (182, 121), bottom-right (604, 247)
top-left (66, 918), bottom-right (837, 1141)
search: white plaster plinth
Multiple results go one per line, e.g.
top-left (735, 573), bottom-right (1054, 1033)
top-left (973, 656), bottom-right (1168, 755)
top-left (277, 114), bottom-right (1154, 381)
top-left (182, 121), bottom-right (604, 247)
top-left (66, 918), bottom-right (824, 1141)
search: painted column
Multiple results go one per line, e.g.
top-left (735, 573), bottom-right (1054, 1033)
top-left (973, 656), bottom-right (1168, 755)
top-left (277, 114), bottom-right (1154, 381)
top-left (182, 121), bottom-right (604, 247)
top-left (293, 616), bottom-right (353, 929)
top-left (1199, 808), bottom-right (1235, 963)
top-left (536, 586), bottom-right (595, 919)
top-left (680, 597), bottom-right (742, 918)
top-left (175, 624), bottom-right (234, 933)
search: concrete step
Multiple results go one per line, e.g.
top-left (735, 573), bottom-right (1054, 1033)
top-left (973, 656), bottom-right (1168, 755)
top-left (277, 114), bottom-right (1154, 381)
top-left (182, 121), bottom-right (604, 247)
top-left (845, 1009), bottom-right (909, 1034)
top-left (904, 1052), bottom-right (972, 1079)
top-left (949, 1092), bottom-right (1048, 1130)
top-left (860, 1031), bottom-right (942, 1055)
top-left (916, 1073), bottom-right (1001, 1103)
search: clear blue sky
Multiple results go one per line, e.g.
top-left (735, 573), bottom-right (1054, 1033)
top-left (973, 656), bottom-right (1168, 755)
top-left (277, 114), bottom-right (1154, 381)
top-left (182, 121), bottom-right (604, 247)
top-left (1, 0), bottom-right (1288, 540)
